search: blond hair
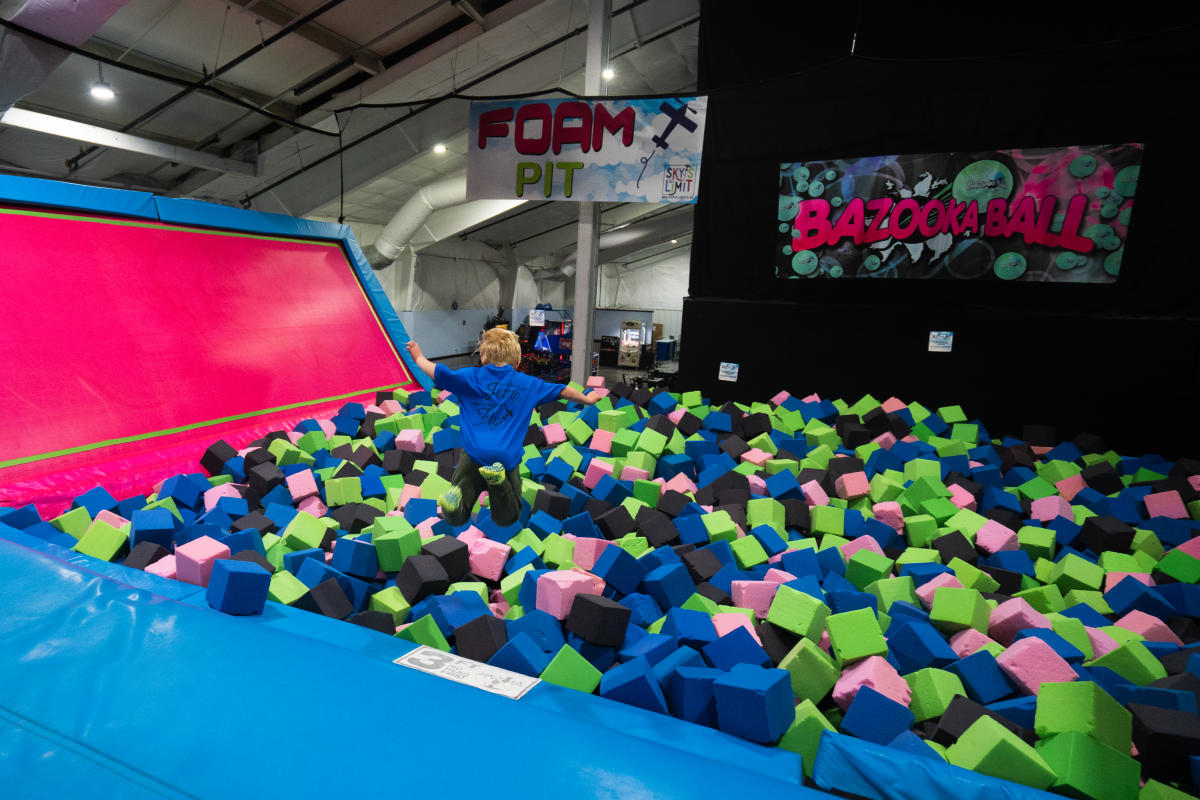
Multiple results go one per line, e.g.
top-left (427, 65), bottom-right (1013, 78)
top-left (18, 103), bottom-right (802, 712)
top-left (478, 328), bottom-right (521, 367)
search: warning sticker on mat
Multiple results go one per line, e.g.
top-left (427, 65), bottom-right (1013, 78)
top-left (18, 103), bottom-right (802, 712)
top-left (395, 645), bottom-right (539, 699)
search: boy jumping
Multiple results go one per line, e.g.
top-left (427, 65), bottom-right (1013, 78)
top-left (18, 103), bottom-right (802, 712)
top-left (405, 329), bottom-right (597, 526)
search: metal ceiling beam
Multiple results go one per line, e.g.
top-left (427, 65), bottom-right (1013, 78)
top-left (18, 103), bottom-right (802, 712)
top-left (228, 0), bottom-right (380, 65)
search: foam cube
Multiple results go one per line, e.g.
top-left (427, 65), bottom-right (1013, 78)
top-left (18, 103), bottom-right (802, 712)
top-left (712, 664), bottom-right (794, 743)
top-left (996, 637), bottom-right (1078, 695)
top-left (205, 558), bottom-right (270, 615)
top-left (175, 535), bottom-right (231, 586)
top-left (945, 715), bottom-right (1056, 790)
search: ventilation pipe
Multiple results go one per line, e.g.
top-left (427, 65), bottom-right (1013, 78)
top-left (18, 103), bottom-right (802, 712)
top-left (364, 173), bottom-right (468, 269)
top-left (1, 0), bottom-right (132, 113)
top-left (558, 208), bottom-right (693, 271)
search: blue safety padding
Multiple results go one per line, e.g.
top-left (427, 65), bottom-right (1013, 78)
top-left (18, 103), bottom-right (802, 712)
top-left (0, 535), bottom-right (827, 798)
top-left (0, 174), bottom-right (158, 220)
top-left (812, 731), bottom-right (1059, 800)
top-left (151, 196), bottom-right (347, 240)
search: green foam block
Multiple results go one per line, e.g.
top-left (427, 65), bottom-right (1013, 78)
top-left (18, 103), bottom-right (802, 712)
top-left (945, 715), bottom-right (1056, 790)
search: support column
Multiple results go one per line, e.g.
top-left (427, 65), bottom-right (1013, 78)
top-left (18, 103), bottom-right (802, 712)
top-left (569, 0), bottom-right (611, 387)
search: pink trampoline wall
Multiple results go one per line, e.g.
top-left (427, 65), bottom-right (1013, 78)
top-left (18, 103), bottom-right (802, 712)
top-left (0, 205), bottom-right (420, 516)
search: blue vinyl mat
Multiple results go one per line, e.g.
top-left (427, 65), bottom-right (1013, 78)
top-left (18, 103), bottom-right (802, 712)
top-left (0, 534), bottom-right (820, 799)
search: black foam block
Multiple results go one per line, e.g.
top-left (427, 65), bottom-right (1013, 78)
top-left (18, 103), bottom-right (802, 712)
top-left (676, 412), bottom-right (702, 437)
top-left (293, 578), bottom-right (354, 619)
top-left (718, 435), bottom-right (750, 460)
top-left (696, 581), bottom-right (731, 606)
top-left (656, 491), bottom-right (691, 518)
top-left (422, 536), bottom-right (470, 582)
top-left (534, 490), bottom-right (571, 520)
top-left (200, 439), bottom-right (238, 476)
top-left (232, 510), bottom-right (277, 535)
top-left (455, 615), bottom-right (509, 662)
top-left (740, 413), bottom-right (771, 440)
top-left (584, 497), bottom-right (613, 518)
top-left (247, 462), bottom-right (285, 496)
top-left (243, 448), bottom-right (276, 469)
top-left (231, 549), bottom-right (275, 574)
top-left (349, 610), bottom-right (396, 634)
top-left (861, 407), bottom-right (891, 437)
top-left (523, 426), bottom-right (547, 448)
top-left (1078, 515), bottom-right (1135, 555)
top-left (1128, 702), bottom-right (1200, 783)
top-left (636, 508), bottom-right (680, 548)
top-left (755, 620), bottom-right (800, 666)
top-left (1072, 431), bottom-right (1108, 454)
top-left (566, 593), bottom-right (632, 647)
top-left (123, 541), bottom-right (168, 570)
top-left (383, 449), bottom-right (416, 475)
top-left (681, 549), bottom-right (722, 583)
top-left (1081, 462), bottom-right (1124, 495)
top-left (629, 388), bottom-right (653, 407)
top-left (396, 555), bottom-right (451, 604)
top-left (931, 696), bottom-right (1035, 746)
top-left (781, 499), bottom-right (810, 532)
top-left (933, 531), bottom-right (977, 565)
top-left (645, 414), bottom-right (675, 437)
top-left (595, 506), bottom-right (636, 540)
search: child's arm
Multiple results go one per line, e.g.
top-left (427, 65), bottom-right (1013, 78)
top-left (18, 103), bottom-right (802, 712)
top-left (405, 340), bottom-right (436, 381)
top-left (560, 385), bottom-right (598, 406)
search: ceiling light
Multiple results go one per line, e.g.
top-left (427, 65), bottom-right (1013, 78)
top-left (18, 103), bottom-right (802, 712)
top-left (670, 239), bottom-right (678, 244)
top-left (433, 143), bottom-right (447, 154)
top-left (90, 64), bottom-right (114, 101)
top-left (601, 67), bottom-right (615, 81)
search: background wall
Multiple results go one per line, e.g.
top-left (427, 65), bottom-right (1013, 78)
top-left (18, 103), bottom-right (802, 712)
top-left (681, 3), bottom-right (1200, 457)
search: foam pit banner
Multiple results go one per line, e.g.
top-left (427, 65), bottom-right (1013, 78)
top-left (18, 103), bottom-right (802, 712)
top-left (468, 96), bottom-right (707, 203)
top-left (775, 143), bottom-right (1143, 282)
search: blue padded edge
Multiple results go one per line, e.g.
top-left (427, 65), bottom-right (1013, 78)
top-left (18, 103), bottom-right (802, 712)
top-left (813, 731), bottom-right (1060, 800)
top-left (0, 174), bottom-right (158, 220)
top-left (0, 534), bottom-right (823, 798)
top-left (151, 196), bottom-right (347, 240)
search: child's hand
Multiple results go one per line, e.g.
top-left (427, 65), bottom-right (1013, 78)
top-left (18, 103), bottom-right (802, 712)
top-left (584, 390), bottom-right (599, 406)
top-left (405, 340), bottom-right (423, 360)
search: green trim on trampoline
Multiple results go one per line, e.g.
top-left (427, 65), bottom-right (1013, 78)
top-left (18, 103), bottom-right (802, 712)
top-left (0, 207), bottom-right (342, 247)
top-left (0, 383), bottom-right (409, 470)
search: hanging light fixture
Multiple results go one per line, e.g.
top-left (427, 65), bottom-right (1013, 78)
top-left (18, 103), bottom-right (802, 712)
top-left (90, 63), bottom-right (114, 101)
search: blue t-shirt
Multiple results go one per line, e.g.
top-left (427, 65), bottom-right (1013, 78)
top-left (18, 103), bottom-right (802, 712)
top-left (434, 363), bottom-right (564, 470)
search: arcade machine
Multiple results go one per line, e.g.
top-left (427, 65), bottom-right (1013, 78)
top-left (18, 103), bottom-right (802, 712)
top-left (617, 320), bottom-right (643, 368)
top-left (518, 305), bottom-right (572, 382)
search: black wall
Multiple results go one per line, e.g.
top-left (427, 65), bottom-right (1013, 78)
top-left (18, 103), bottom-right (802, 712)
top-left (680, 4), bottom-right (1200, 457)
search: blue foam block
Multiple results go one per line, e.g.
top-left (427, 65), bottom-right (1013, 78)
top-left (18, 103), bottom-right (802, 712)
top-left (619, 632), bottom-right (679, 665)
top-left (712, 664), bottom-right (793, 744)
top-left (488, 631), bottom-right (551, 677)
top-left (404, 498), bottom-right (439, 526)
top-left (506, 608), bottom-right (565, 655)
top-left (888, 620), bottom-right (957, 673)
top-left (665, 666), bottom-right (722, 727)
top-left (331, 536), bottom-right (379, 579)
top-left (599, 656), bottom-right (670, 714)
top-left (592, 545), bottom-right (646, 595)
top-left (130, 508), bottom-right (176, 550)
top-left (206, 559), bottom-right (270, 615)
top-left (642, 563), bottom-right (695, 610)
top-left (986, 696), bottom-right (1036, 730)
top-left (946, 651), bottom-right (1016, 704)
top-left (652, 645), bottom-right (706, 685)
top-left (702, 626), bottom-right (771, 670)
top-left (527, 510), bottom-right (562, 539)
top-left (661, 608), bottom-right (717, 650)
top-left (619, 593), bottom-right (663, 629)
top-left (840, 685), bottom-right (914, 745)
top-left (1011, 629), bottom-right (1085, 662)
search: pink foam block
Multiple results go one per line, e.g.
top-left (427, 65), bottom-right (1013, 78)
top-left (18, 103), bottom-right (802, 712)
top-left (541, 423), bottom-right (566, 446)
top-left (1178, 537), bottom-right (1200, 560)
top-left (730, 580), bottom-right (779, 620)
top-left (770, 390), bottom-right (791, 407)
top-left (95, 509), bottom-right (130, 529)
top-left (1086, 627), bottom-right (1121, 659)
top-left (204, 483), bottom-right (244, 511)
top-left (394, 429), bottom-right (425, 452)
top-left (841, 536), bottom-right (885, 561)
top-left (398, 483), bottom-right (422, 510)
top-left (767, 552), bottom-right (785, 565)
top-left (915, 573), bottom-right (964, 609)
top-left (1104, 572), bottom-right (1154, 592)
top-left (996, 637), bottom-right (1077, 695)
top-left (835, 472), bottom-right (870, 501)
top-left (746, 474), bottom-right (768, 495)
top-left (364, 404), bottom-right (384, 416)
top-left (586, 375), bottom-right (605, 388)
top-left (416, 518), bottom-right (439, 540)
top-left (713, 612), bottom-right (762, 643)
top-left (1054, 473), bottom-right (1087, 502)
top-left (437, 389), bottom-right (452, 403)
top-left (584, 459), bottom-right (615, 490)
top-left (145, 554), bottom-right (177, 579)
top-left (880, 397), bottom-right (907, 414)
top-left (833, 656), bottom-right (911, 711)
top-left (535, 570), bottom-right (603, 619)
top-left (589, 387), bottom-right (610, 399)
top-left (317, 419), bottom-right (337, 438)
top-left (1190, 475), bottom-right (1200, 493)
top-left (298, 496), bottom-right (327, 517)
top-left (1030, 495), bottom-right (1073, 524)
top-left (286, 430), bottom-right (303, 445)
top-left (664, 473), bottom-right (698, 495)
top-left (949, 628), bottom-right (999, 658)
top-left (1115, 609), bottom-right (1183, 645)
top-left (379, 399), bottom-right (404, 415)
top-left (988, 598), bottom-right (1051, 645)
top-left (469, 538), bottom-right (512, 581)
top-left (621, 466), bottom-right (651, 482)
top-left (872, 431), bottom-right (897, 450)
top-left (872, 501), bottom-right (905, 532)
top-left (285, 470), bottom-right (318, 502)
top-left (947, 483), bottom-right (977, 511)
top-left (589, 429), bottom-right (614, 453)
top-left (764, 568), bottom-right (798, 585)
top-left (741, 448), bottom-right (770, 467)
top-left (818, 630), bottom-right (832, 653)
top-left (800, 393), bottom-right (821, 403)
top-left (457, 526), bottom-right (486, 547)
top-left (667, 408), bottom-right (688, 425)
top-left (802, 480), bottom-right (829, 507)
top-left (489, 601), bottom-right (509, 619)
top-left (175, 535), bottom-right (231, 587)
top-left (1143, 490), bottom-right (1187, 520)
top-left (975, 520), bottom-right (1019, 555)
top-left (569, 537), bottom-right (612, 571)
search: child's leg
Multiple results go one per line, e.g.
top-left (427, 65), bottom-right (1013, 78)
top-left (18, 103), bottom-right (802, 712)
top-left (482, 463), bottom-right (524, 526)
top-left (441, 450), bottom-right (485, 526)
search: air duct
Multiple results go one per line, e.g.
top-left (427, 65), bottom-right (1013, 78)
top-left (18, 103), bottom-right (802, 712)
top-left (1, 0), bottom-right (131, 113)
top-left (365, 173), bottom-right (468, 268)
top-left (559, 208), bottom-right (693, 269)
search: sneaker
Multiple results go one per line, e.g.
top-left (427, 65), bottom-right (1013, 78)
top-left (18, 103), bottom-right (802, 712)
top-left (440, 484), bottom-right (462, 514)
top-left (478, 461), bottom-right (507, 486)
